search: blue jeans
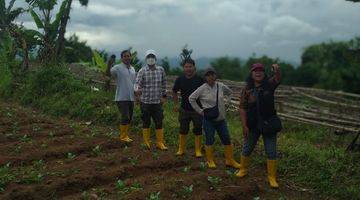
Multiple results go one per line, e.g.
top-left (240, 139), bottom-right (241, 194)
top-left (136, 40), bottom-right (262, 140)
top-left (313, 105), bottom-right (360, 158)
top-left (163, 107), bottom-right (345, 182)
top-left (242, 128), bottom-right (277, 159)
top-left (203, 119), bottom-right (231, 145)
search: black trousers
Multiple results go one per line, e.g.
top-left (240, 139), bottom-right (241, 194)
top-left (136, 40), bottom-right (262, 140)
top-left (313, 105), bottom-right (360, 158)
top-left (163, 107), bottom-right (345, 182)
top-left (140, 103), bottom-right (164, 129)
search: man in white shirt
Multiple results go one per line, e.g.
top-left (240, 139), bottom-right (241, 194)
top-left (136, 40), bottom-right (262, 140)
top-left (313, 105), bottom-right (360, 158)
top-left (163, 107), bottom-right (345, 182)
top-left (110, 50), bottom-right (136, 143)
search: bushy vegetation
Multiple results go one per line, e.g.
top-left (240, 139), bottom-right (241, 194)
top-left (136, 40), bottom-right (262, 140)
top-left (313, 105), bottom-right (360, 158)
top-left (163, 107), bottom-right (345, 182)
top-left (209, 37), bottom-right (360, 94)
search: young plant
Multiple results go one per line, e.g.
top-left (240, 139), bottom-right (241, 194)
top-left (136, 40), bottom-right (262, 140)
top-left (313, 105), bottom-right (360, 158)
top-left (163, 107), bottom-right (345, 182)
top-left (48, 131), bottom-right (55, 138)
top-left (20, 134), bottom-right (31, 143)
top-left (152, 152), bottom-right (159, 159)
top-left (14, 145), bottom-right (22, 154)
top-left (92, 145), bottom-right (102, 156)
top-left (67, 152), bottom-right (76, 160)
top-left (129, 156), bottom-right (139, 166)
top-left (199, 162), bottom-right (207, 172)
top-left (182, 166), bottom-right (191, 173)
top-left (147, 191), bottom-right (161, 200)
top-left (180, 185), bottom-right (193, 198)
top-left (207, 176), bottom-right (222, 186)
top-left (0, 163), bottom-right (15, 192)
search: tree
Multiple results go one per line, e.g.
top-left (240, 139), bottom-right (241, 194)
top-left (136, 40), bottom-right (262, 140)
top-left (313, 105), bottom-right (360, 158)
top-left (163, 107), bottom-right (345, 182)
top-left (346, 0), bottom-right (360, 2)
top-left (161, 56), bottom-right (170, 73)
top-left (297, 37), bottom-right (360, 93)
top-left (0, 0), bottom-right (24, 36)
top-left (26, 0), bottom-right (88, 64)
top-left (56, 0), bottom-right (88, 62)
top-left (179, 44), bottom-right (193, 66)
top-left (211, 57), bottom-right (244, 81)
top-left (128, 47), bottom-right (142, 71)
top-left (63, 34), bottom-right (92, 63)
top-left (0, 0), bottom-right (33, 72)
top-left (26, 0), bottom-right (65, 64)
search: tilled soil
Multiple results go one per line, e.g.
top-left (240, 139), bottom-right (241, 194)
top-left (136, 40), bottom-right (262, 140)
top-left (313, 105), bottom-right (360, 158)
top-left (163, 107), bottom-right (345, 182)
top-left (0, 102), bottom-right (318, 200)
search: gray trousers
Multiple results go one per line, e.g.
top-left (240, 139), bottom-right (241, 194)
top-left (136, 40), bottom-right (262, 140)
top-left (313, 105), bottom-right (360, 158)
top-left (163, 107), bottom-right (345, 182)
top-left (116, 101), bottom-right (134, 125)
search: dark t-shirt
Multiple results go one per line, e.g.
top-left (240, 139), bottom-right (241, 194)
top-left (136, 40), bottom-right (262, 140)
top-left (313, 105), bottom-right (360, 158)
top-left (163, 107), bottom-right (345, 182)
top-left (173, 74), bottom-right (204, 111)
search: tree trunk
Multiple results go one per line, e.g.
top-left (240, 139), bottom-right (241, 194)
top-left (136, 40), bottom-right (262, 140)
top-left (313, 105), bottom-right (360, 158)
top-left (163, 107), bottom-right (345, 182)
top-left (56, 0), bottom-right (72, 63)
top-left (21, 37), bottom-right (29, 72)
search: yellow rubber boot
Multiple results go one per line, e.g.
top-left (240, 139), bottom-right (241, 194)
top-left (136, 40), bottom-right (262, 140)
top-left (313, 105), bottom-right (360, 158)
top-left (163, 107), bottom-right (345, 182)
top-left (224, 145), bottom-right (241, 168)
top-left (267, 160), bottom-right (279, 188)
top-left (205, 145), bottom-right (216, 169)
top-left (176, 134), bottom-right (186, 155)
top-left (142, 128), bottom-right (151, 149)
top-left (119, 124), bottom-right (133, 143)
top-left (194, 135), bottom-right (203, 157)
top-left (155, 129), bottom-right (168, 150)
top-left (236, 155), bottom-right (250, 177)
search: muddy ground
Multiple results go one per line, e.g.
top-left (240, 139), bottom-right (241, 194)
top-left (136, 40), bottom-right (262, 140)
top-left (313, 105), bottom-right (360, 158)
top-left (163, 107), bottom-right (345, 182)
top-left (0, 102), bottom-right (319, 200)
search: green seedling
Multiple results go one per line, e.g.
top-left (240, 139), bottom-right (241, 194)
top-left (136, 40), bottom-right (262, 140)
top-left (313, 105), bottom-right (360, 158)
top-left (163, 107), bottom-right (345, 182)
top-left (207, 176), bottom-right (222, 186)
top-left (0, 163), bottom-right (15, 192)
top-left (48, 131), bottom-right (55, 138)
top-left (147, 191), bottom-right (161, 200)
top-left (152, 152), bottom-right (159, 159)
top-left (129, 156), bottom-right (139, 166)
top-left (92, 145), bottom-right (102, 156)
top-left (67, 152), bottom-right (76, 160)
top-left (180, 184), bottom-right (193, 198)
top-left (14, 145), bottom-right (22, 153)
top-left (182, 166), bottom-right (191, 173)
top-left (20, 134), bottom-right (31, 143)
top-left (199, 162), bottom-right (207, 172)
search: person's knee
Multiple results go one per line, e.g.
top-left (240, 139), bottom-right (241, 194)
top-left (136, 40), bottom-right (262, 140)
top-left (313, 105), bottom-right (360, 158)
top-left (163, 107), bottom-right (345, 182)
top-left (180, 123), bottom-right (190, 134)
top-left (220, 134), bottom-right (231, 145)
top-left (121, 118), bottom-right (130, 125)
top-left (265, 146), bottom-right (277, 159)
top-left (193, 127), bottom-right (202, 135)
top-left (154, 120), bottom-right (163, 129)
top-left (242, 142), bottom-right (254, 156)
top-left (205, 136), bottom-right (215, 145)
top-left (242, 147), bottom-right (252, 156)
top-left (266, 151), bottom-right (277, 159)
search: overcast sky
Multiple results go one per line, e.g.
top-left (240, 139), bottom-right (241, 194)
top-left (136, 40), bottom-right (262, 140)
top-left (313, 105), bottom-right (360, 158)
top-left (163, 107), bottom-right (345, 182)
top-left (14, 0), bottom-right (360, 63)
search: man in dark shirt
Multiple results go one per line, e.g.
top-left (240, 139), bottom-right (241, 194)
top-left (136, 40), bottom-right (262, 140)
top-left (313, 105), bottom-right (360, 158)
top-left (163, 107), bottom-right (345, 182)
top-left (172, 58), bottom-right (204, 157)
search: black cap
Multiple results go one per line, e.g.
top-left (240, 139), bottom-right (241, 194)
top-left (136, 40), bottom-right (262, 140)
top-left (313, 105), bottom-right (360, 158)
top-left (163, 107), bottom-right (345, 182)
top-left (203, 67), bottom-right (216, 76)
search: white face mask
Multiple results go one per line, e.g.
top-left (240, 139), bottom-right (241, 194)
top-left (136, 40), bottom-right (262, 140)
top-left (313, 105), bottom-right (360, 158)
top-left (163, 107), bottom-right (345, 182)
top-left (146, 58), bottom-right (156, 66)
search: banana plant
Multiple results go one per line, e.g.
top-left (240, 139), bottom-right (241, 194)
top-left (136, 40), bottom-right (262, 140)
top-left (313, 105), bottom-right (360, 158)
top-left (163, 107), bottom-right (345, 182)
top-left (25, 0), bottom-right (67, 64)
top-left (0, 0), bottom-right (32, 72)
top-left (92, 50), bottom-right (107, 73)
top-left (0, 0), bottom-right (24, 35)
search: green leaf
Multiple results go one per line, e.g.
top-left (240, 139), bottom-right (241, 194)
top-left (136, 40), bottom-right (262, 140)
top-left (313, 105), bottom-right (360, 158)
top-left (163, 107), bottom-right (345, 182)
top-left (52, 0), bottom-right (68, 31)
top-left (6, 0), bottom-right (16, 13)
top-left (0, 0), bottom-right (6, 14)
top-left (92, 50), bottom-right (107, 73)
top-left (29, 9), bottom-right (44, 29)
top-left (8, 8), bottom-right (23, 23)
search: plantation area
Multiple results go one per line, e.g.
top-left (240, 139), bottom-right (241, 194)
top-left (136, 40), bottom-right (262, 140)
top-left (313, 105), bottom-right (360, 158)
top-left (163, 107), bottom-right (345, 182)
top-left (1, 0), bottom-right (360, 199)
top-left (0, 66), bottom-right (359, 200)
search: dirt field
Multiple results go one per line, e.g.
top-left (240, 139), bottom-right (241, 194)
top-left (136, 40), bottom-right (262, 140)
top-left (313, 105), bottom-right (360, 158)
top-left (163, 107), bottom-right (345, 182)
top-left (0, 101), bottom-right (319, 200)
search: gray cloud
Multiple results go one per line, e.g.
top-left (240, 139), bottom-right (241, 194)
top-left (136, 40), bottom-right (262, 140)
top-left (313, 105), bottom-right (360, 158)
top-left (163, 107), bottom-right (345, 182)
top-left (11, 0), bottom-right (360, 63)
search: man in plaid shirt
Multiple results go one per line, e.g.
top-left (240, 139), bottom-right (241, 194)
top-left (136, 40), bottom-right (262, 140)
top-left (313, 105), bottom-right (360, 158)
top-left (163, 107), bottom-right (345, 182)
top-left (135, 49), bottom-right (168, 150)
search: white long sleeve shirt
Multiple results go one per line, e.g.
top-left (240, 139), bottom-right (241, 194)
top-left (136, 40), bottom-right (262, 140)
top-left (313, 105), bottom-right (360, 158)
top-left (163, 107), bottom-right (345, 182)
top-left (189, 82), bottom-right (232, 121)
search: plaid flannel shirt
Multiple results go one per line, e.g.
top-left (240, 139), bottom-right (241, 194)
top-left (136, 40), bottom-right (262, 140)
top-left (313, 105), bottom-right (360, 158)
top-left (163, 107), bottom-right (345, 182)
top-left (135, 65), bottom-right (167, 104)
